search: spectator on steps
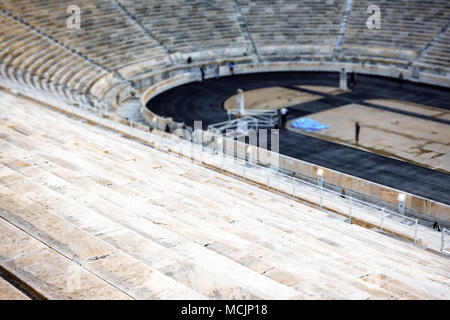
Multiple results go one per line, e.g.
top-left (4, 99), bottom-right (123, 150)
top-left (187, 56), bottom-right (192, 64)
top-left (340, 189), bottom-right (346, 198)
top-left (355, 121), bottom-right (361, 144)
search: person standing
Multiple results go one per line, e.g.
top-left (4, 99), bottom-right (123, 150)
top-left (355, 121), bottom-right (361, 144)
top-left (215, 64), bottom-right (220, 79)
top-left (280, 107), bottom-right (288, 127)
top-left (398, 72), bottom-right (404, 88)
top-left (228, 61), bottom-right (234, 75)
top-left (433, 222), bottom-right (441, 232)
top-left (348, 71), bottom-right (356, 89)
top-left (200, 65), bottom-right (205, 82)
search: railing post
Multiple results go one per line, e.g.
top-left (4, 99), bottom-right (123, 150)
top-left (414, 219), bottom-right (418, 245)
top-left (243, 163), bottom-right (246, 180)
top-left (221, 151), bottom-right (224, 172)
top-left (267, 175), bottom-right (270, 190)
top-left (442, 228), bottom-right (446, 253)
top-left (380, 208), bottom-right (385, 231)
top-left (292, 177), bottom-right (295, 199)
top-left (348, 197), bottom-right (353, 224)
top-left (320, 186), bottom-right (323, 209)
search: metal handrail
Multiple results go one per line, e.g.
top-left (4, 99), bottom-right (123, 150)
top-left (97, 118), bottom-right (423, 245)
top-left (198, 141), bottom-right (419, 226)
top-left (0, 88), bottom-right (437, 249)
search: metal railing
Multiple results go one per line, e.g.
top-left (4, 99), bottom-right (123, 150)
top-left (198, 141), bottom-right (421, 243)
top-left (149, 130), bottom-right (426, 247)
top-left (60, 106), bottom-right (444, 250)
top-left (75, 92), bottom-right (450, 255)
top-left (1, 86), bottom-right (446, 253)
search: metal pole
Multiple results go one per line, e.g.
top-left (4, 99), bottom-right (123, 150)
top-left (221, 152), bottom-right (224, 172)
top-left (320, 186), bottom-right (323, 209)
top-left (380, 208), bottom-right (385, 231)
top-left (243, 163), bottom-right (246, 180)
top-left (441, 228), bottom-right (446, 253)
top-left (267, 175), bottom-right (270, 190)
top-left (292, 177), bottom-right (295, 199)
top-left (348, 197), bottom-right (353, 224)
top-left (179, 139), bottom-right (184, 157)
top-left (414, 219), bottom-right (418, 245)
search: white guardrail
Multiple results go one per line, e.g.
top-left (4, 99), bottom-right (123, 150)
top-left (1, 82), bottom-right (447, 255)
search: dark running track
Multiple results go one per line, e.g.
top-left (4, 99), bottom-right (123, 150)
top-left (146, 71), bottom-right (450, 204)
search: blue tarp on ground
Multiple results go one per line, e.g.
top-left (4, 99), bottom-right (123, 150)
top-left (290, 118), bottom-right (330, 132)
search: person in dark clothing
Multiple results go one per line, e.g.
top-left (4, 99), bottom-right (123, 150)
top-left (398, 72), bottom-right (404, 88)
top-left (228, 62), bottom-right (234, 75)
top-left (187, 56), bottom-right (192, 64)
top-left (348, 71), bottom-right (356, 89)
top-left (164, 124), bottom-right (171, 133)
top-left (200, 65), bottom-right (205, 82)
top-left (433, 222), bottom-right (441, 232)
top-left (355, 121), bottom-right (360, 144)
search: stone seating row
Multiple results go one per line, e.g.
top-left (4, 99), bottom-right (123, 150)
top-left (0, 90), bottom-right (448, 299)
top-left (0, 12), bottom-right (107, 106)
top-left (341, 0), bottom-right (450, 69)
top-left (3, 0), bottom-right (168, 71)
